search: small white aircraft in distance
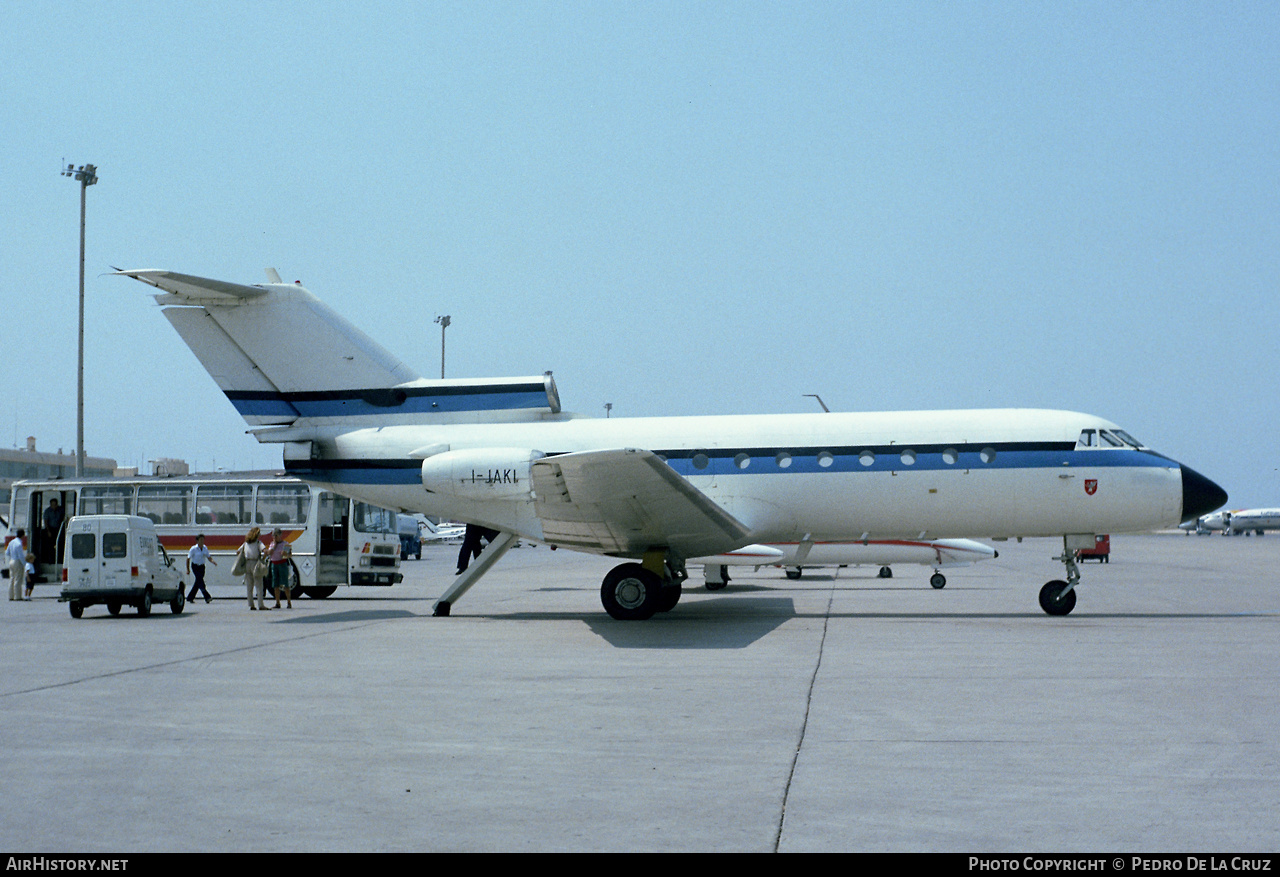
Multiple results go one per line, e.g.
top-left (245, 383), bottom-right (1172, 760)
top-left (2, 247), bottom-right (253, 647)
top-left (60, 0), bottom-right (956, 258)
top-left (420, 518), bottom-right (467, 542)
top-left (694, 537), bottom-right (997, 590)
top-left (116, 268), bottom-right (1228, 620)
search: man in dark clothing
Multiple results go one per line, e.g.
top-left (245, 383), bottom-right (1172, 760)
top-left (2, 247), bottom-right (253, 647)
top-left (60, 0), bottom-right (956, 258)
top-left (456, 524), bottom-right (500, 574)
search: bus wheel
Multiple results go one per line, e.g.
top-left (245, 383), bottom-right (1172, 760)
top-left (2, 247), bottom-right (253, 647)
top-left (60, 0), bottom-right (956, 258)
top-left (306, 586), bottom-right (337, 599)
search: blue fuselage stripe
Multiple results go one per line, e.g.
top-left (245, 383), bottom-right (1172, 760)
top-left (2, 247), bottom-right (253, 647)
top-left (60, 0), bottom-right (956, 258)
top-left (225, 384), bottom-right (551, 419)
top-left (285, 448), bottom-right (1171, 486)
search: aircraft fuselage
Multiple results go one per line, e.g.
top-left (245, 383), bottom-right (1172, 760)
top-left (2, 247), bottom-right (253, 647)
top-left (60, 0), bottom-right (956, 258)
top-left (281, 408), bottom-right (1201, 553)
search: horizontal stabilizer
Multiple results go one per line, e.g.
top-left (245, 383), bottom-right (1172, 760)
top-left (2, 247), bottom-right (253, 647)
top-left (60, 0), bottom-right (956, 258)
top-left (114, 269), bottom-right (268, 301)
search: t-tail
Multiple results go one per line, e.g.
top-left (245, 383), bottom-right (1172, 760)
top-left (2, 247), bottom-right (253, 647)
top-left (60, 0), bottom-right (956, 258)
top-left (116, 269), bottom-right (560, 435)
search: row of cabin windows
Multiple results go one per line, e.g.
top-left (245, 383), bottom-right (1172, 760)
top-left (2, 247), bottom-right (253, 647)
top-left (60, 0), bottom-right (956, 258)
top-left (683, 447), bottom-right (999, 470)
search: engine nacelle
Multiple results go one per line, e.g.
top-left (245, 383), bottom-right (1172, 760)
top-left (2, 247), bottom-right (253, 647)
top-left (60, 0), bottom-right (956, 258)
top-left (420, 448), bottom-right (545, 501)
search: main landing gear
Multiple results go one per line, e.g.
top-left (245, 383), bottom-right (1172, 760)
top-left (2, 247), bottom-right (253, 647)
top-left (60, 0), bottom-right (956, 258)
top-left (600, 552), bottom-right (686, 620)
top-left (1039, 538), bottom-right (1082, 616)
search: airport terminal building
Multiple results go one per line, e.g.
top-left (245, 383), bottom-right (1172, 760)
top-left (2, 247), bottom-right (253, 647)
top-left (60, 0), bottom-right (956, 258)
top-left (0, 438), bottom-right (116, 520)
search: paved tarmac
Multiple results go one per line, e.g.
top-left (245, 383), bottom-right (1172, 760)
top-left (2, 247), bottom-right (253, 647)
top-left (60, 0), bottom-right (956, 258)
top-left (2, 533), bottom-right (1277, 852)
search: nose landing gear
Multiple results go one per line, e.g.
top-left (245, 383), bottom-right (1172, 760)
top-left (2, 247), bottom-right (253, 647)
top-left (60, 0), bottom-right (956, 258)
top-left (1040, 538), bottom-right (1082, 615)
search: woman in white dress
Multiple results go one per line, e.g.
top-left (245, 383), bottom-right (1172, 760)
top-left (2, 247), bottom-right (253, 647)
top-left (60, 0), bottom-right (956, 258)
top-left (237, 526), bottom-right (269, 610)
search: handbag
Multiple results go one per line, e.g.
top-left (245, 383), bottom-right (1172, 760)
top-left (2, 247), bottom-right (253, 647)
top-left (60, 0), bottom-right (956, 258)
top-left (231, 545), bottom-right (247, 577)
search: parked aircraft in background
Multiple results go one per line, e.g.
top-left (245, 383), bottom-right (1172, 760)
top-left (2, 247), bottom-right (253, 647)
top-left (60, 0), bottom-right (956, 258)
top-left (1182, 512), bottom-right (1226, 534)
top-left (1183, 509), bottom-right (1280, 536)
top-left (694, 537), bottom-right (997, 590)
top-left (117, 268), bottom-right (1227, 620)
top-left (420, 518), bottom-right (467, 542)
top-left (1222, 508), bottom-right (1280, 535)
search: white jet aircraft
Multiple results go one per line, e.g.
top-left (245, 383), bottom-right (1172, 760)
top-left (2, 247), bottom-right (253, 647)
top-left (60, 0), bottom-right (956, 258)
top-left (1221, 509), bottom-right (1280, 536)
top-left (116, 269), bottom-right (1228, 620)
top-left (420, 519), bottom-right (467, 542)
top-left (695, 537), bottom-right (997, 589)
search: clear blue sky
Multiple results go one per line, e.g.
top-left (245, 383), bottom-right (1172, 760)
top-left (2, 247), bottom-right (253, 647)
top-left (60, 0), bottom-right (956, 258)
top-left (3, 1), bottom-right (1277, 507)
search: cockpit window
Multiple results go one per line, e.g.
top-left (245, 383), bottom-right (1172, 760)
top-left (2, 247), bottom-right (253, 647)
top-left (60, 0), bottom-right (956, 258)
top-left (1077, 428), bottom-right (1144, 450)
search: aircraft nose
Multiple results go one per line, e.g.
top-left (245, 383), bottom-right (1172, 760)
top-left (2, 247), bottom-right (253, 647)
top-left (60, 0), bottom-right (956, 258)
top-left (1181, 465), bottom-right (1228, 523)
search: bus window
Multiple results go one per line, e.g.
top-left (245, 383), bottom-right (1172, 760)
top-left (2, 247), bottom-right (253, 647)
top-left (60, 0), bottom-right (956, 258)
top-left (353, 502), bottom-right (395, 535)
top-left (195, 484), bottom-right (253, 525)
top-left (80, 486), bottom-right (133, 516)
top-left (256, 484), bottom-right (310, 525)
top-left (137, 485), bottom-right (193, 526)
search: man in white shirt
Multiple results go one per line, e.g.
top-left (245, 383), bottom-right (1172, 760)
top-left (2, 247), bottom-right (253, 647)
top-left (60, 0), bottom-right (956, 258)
top-left (7, 529), bottom-right (27, 601)
top-left (186, 534), bottom-right (216, 603)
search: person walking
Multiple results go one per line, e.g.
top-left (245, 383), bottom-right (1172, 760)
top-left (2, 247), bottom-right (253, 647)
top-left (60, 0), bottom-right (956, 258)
top-left (266, 528), bottom-right (293, 608)
top-left (455, 524), bottom-right (500, 575)
top-left (186, 534), bottom-right (216, 603)
top-left (6, 529), bottom-right (27, 601)
top-left (237, 527), bottom-right (269, 610)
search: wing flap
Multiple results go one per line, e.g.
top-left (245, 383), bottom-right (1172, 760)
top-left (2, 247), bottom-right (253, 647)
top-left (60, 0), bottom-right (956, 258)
top-left (531, 448), bottom-right (751, 558)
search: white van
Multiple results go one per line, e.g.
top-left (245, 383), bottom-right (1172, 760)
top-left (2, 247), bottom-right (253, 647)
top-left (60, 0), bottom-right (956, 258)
top-left (60, 515), bottom-right (187, 618)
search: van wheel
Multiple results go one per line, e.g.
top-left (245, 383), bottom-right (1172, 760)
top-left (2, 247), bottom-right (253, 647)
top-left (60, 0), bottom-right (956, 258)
top-left (137, 589), bottom-right (152, 617)
top-left (107, 602), bottom-right (122, 616)
top-left (69, 601), bottom-right (83, 619)
top-left (170, 589), bottom-right (185, 614)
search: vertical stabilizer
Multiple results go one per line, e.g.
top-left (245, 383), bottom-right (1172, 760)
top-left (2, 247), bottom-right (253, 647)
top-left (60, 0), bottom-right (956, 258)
top-left (118, 269), bottom-right (561, 430)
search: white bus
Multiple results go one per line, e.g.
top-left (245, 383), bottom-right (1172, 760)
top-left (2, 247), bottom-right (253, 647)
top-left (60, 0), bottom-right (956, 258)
top-left (7, 472), bottom-right (402, 598)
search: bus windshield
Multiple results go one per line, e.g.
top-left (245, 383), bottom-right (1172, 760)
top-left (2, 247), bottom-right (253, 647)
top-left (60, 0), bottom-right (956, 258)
top-left (353, 502), bottom-right (396, 535)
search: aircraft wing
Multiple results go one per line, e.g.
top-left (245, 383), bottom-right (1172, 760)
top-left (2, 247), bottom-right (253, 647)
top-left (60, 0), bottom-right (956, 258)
top-left (530, 448), bottom-right (752, 558)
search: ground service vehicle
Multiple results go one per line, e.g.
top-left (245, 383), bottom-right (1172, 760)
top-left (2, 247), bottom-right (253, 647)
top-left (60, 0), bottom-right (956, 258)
top-left (1076, 534), bottom-right (1111, 562)
top-left (397, 515), bottom-right (422, 560)
top-left (9, 473), bottom-right (402, 598)
top-left (60, 515), bottom-right (186, 617)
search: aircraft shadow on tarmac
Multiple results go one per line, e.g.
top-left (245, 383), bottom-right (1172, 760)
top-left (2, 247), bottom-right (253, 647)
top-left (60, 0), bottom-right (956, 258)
top-left (272, 608), bottom-right (421, 624)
